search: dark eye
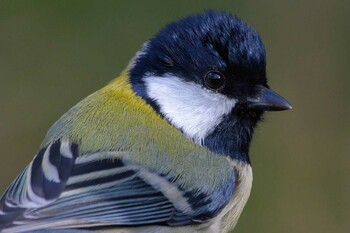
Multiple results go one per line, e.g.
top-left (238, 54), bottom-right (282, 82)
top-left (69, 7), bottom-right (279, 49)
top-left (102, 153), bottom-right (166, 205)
top-left (204, 71), bottom-right (225, 91)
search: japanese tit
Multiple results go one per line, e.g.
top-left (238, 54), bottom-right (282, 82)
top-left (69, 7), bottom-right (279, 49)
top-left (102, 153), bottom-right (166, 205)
top-left (0, 10), bottom-right (291, 233)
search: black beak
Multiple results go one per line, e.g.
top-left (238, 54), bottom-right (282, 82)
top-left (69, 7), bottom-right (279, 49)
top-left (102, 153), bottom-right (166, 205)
top-left (246, 85), bottom-right (292, 111)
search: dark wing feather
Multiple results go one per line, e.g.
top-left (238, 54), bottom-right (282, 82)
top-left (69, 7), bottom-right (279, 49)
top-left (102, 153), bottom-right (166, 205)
top-left (1, 144), bottom-right (236, 232)
top-left (0, 140), bottom-right (78, 229)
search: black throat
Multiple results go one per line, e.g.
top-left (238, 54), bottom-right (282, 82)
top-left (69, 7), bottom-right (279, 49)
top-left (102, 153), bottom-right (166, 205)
top-left (203, 108), bottom-right (263, 164)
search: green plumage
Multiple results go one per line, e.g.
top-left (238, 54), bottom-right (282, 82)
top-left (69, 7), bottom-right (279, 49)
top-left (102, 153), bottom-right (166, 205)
top-left (42, 71), bottom-right (235, 193)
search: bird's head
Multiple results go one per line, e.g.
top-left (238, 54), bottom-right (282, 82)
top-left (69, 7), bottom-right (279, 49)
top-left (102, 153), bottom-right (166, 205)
top-left (130, 11), bottom-right (291, 160)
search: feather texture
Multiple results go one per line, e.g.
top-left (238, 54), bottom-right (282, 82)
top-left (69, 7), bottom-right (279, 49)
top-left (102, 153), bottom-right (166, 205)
top-left (41, 71), bottom-right (234, 192)
top-left (1, 149), bottom-right (238, 232)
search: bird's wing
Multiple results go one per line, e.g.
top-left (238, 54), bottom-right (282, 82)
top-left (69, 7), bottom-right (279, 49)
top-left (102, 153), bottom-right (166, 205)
top-left (0, 140), bottom-right (78, 229)
top-left (0, 140), bottom-right (236, 232)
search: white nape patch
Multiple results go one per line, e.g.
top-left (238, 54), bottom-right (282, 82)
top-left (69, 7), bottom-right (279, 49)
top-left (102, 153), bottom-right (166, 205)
top-left (42, 144), bottom-right (60, 183)
top-left (128, 41), bottom-right (150, 69)
top-left (144, 74), bottom-right (237, 144)
top-left (60, 140), bottom-right (73, 159)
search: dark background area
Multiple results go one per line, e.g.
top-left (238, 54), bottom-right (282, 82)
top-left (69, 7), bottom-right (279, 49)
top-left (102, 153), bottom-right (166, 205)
top-left (0, 1), bottom-right (349, 232)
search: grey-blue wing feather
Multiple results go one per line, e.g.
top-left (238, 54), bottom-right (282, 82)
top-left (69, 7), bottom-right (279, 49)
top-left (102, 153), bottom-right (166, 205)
top-left (1, 144), bottom-right (236, 232)
top-left (0, 140), bottom-right (78, 229)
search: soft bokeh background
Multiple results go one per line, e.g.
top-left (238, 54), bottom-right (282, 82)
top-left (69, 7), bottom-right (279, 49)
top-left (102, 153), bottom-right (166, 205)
top-left (0, 1), bottom-right (349, 232)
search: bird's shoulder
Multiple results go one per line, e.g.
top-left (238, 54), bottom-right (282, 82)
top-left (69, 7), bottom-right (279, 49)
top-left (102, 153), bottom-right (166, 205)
top-left (39, 71), bottom-right (234, 192)
top-left (42, 70), bottom-right (168, 154)
top-left (0, 71), bottom-right (245, 231)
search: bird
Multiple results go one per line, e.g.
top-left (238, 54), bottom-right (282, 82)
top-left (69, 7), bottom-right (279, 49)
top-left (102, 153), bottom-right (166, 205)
top-left (0, 10), bottom-right (292, 233)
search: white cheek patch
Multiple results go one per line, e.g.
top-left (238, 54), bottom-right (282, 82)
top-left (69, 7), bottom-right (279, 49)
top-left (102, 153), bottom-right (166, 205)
top-left (144, 74), bottom-right (237, 144)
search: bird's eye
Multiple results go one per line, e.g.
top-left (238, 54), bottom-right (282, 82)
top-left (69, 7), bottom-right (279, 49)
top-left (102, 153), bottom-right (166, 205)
top-left (204, 71), bottom-right (225, 91)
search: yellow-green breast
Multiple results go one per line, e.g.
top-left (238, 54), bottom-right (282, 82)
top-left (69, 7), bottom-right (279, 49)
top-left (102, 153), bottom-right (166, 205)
top-left (41, 70), bottom-right (234, 191)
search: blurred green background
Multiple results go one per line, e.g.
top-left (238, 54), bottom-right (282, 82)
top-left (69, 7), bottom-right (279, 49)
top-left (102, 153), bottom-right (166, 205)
top-left (0, 1), bottom-right (349, 232)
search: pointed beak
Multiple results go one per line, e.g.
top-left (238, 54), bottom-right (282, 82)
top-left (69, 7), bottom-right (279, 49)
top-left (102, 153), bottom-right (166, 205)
top-left (246, 85), bottom-right (292, 111)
